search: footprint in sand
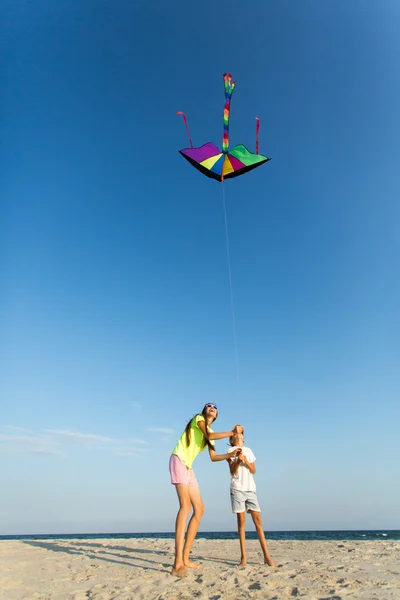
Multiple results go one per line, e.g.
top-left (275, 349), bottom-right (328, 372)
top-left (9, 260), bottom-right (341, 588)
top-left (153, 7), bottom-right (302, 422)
top-left (248, 582), bottom-right (261, 590)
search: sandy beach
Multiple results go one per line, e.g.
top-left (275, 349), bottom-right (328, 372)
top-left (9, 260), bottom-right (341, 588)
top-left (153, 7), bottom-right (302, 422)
top-left (0, 537), bottom-right (399, 600)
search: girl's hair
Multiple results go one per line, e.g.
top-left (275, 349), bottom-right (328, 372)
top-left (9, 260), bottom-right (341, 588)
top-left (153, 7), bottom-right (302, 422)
top-left (185, 406), bottom-right (218, 450)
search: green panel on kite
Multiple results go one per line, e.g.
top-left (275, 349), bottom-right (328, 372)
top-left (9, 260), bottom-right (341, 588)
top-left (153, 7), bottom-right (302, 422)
top-left (229, 144), bottom-right (269, 167)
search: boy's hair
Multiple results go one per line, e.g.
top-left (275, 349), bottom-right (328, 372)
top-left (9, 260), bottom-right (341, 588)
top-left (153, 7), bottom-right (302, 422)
top-left (229, 435), bottom-right (237, 446)
top-left (229, 430), bottom-right (244, 447)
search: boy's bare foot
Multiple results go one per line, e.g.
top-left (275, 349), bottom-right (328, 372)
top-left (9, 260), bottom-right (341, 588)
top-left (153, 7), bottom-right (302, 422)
top-left (264, 556), bottom-right (277, 567)
top-left (171, 565), bottom-right (188, 577)
top-left (239, 558), bottom-right (247, 567)
top-left (184, 559), bottom-right (201, 569)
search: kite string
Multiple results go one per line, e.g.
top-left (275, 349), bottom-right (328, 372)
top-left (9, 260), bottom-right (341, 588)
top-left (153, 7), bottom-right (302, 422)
top-left (222, 182), bottom-right (240, 384)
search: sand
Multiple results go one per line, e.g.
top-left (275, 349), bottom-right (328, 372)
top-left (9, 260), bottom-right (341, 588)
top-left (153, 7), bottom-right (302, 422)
top-left (0, 537), bottom-right (399, 600)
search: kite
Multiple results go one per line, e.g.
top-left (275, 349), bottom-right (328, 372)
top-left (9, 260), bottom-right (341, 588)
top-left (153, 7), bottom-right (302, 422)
top-left (177, 74), bottom-right (270, 182)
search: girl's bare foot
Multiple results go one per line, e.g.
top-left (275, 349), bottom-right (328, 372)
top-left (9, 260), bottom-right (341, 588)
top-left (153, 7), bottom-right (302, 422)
top-left (171, 565), bottom-right (188, 577)
top-left (264, 556), bottom-right (277, 567)
top-left (184, 559), bottom-right (201, 569)
top-left (239, 557), bottom-right (247, 567)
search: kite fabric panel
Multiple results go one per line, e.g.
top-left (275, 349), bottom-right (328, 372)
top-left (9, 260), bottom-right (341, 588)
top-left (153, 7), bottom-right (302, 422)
top-left (177, 74), bottom-right (270, 182)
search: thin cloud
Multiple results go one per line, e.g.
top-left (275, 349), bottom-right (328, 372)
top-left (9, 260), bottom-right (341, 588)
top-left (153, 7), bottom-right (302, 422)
top-left (0, 426), bottom-right (150, 458)
top-left (0, 433), bottom-right (52, 445)
top-left (0, 433), bottom-right (37, 442)
top-left (30, 447), bottom-right (67, 458)
top-left (129, 401), bottom-right (141, 410)
top-left (45, 430), bottom-right (113, 445)
top-left (146, 427), bottom-right (175, 435)
top-left (113, 446), bottom-right (150, 457)
top-left (0, 432), bottom-right (65, 457)
top-left (4, 425), bottom-right (30, 432)
top-left (123, 438), bottom-right (149, 445)
top-left (114, 450), bottom-right (141, 457)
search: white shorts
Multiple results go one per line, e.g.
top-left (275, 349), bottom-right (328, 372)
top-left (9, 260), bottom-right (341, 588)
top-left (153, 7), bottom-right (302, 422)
top-left (230, 489), bottom-right (260, 513)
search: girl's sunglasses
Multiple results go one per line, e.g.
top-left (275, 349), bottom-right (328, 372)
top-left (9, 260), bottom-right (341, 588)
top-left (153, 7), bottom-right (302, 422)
top-left (204, 403), bottom-right (218, 410)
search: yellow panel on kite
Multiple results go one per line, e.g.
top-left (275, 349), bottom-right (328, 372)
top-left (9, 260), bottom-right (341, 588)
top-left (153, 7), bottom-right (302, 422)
top-left (200, 153), bottom-right (223, 170)
top-left (222, 155), bottom-right (234, 176)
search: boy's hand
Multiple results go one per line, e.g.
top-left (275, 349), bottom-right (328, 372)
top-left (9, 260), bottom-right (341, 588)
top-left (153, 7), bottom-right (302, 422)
top-left (232, 448), bottom-right (242, 458)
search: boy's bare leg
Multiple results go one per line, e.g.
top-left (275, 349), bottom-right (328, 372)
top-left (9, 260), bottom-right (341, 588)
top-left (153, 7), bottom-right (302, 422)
top-left (249, 510), bottom-right (277, 567)
top-left (182, 486), bottom-right (204, 568)
top-left (171, 484), bottom-right (191, 577)
top-left (236, 512), bottom-right (247, 566)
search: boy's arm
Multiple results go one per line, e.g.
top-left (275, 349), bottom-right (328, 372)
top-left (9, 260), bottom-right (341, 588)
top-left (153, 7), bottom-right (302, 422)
top-left (239, 453), bottom-right (256, 474)
top-left (228, 457), bottom-right (241, 476)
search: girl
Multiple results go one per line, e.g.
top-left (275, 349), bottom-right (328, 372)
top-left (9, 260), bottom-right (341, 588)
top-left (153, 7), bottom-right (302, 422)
top-left (169, 402), bottom-right (243, 577)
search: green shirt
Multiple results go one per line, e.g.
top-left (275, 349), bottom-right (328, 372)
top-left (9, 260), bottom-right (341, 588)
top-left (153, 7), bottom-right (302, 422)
top-left (172, 414), bottom-right (215, 469)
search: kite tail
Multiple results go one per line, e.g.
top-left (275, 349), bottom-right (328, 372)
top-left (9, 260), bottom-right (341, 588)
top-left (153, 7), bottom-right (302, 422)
top-left (222, 73), bottom-right (236, 154)
top-left (176, 111), bottom-right (193, 148)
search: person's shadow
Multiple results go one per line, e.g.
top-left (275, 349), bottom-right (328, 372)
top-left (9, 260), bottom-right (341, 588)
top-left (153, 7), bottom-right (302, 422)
top-left (23, 540), bottom-right (171, 573)
top-left (24, 539), bottom-right (239, 569)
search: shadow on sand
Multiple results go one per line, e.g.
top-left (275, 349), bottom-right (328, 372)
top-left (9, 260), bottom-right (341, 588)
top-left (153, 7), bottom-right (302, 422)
top-left (23, 540), bottom-right (171, 574)
top-left (24, 539), bottom-right (241, 570)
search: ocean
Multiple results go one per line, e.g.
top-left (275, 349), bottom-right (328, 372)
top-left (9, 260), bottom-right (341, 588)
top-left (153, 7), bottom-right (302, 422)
top-left (1, 530), bottom-right (399, 541)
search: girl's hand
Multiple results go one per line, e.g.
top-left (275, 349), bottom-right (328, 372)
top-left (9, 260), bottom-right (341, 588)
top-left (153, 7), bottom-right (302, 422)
top-left (233, 448), bottom-right (242, 458)
top-left (233, 424), bottom-right (244, 435)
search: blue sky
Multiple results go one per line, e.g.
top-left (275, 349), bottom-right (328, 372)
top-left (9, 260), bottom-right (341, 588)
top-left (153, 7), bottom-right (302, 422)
top-left (1, 0), bottom-right (399, 534)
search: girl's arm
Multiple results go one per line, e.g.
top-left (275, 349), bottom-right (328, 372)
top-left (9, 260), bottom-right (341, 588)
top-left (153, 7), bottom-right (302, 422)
top-left (208, 446), bottom-right (241, 462)
top-left (197, 420), bottom-right (241, 441)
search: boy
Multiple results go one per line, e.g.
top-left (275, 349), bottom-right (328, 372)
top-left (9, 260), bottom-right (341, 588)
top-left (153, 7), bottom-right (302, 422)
top-left (227, 431), bottom-right (276, 567)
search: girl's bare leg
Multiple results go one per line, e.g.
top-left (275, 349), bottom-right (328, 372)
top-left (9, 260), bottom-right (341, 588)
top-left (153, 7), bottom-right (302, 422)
top-left (182, 486), bottom-right (204, 568)
top-left (249, 510), bottom-right (277, 566)
top-left (171, 484), bottom-right (191, 577)
top-left (237, 512), bottom-right (247, 566)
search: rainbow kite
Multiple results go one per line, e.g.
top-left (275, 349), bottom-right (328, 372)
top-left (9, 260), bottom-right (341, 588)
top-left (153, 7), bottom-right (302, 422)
top-left (177, 74), bottom-right (270, 182)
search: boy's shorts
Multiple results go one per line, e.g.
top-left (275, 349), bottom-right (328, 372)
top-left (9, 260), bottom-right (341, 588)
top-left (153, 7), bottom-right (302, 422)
top-left (230, 489), bottom-right (261, 513)
top-left (169, 453), bottom-right (199, 487)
